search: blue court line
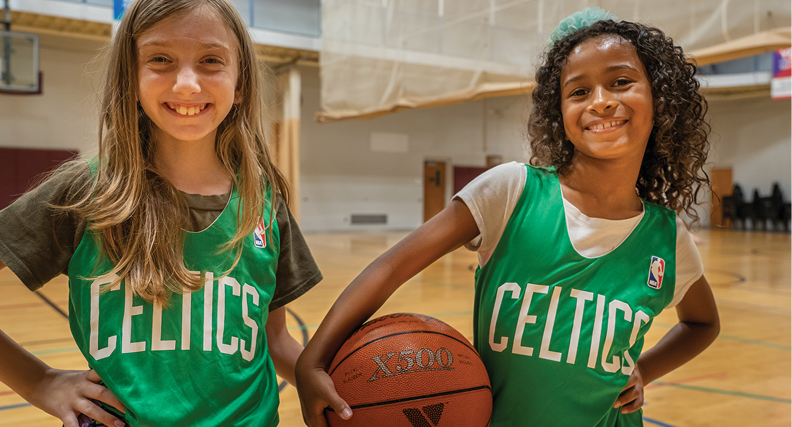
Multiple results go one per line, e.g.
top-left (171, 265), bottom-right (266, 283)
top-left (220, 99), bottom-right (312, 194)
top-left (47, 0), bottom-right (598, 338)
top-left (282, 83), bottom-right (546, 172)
top-left (643, 417), bottom-right (676, 427)
top-left (653, 322), bottom-right (791, 351)
top-left (0, 403), bottom-right (31, 411)
top-left (652, 382), bottom-right (791, 403)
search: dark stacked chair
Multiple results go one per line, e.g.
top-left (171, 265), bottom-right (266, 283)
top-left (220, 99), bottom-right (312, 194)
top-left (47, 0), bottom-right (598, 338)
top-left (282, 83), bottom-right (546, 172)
top-left (721, 185), bottom-right (749, 229)
top-left (722, 183), bottom-right (790, 232)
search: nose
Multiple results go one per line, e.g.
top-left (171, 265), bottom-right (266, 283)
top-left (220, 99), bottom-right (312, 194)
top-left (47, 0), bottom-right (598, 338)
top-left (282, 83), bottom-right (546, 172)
top-left (588, 86), bottom-right (617, 114)
top-left (172, 65), bottom-right (201, 96)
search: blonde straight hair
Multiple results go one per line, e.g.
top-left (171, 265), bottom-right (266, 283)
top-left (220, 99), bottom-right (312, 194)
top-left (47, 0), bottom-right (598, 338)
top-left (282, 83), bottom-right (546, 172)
top-left (64, 0), bottom-right (289, 305)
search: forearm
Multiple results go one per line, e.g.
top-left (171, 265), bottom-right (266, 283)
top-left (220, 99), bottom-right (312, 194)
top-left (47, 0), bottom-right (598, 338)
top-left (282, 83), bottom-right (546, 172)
top-left (268, 330), bottom-right (303, 386)
top-left (638, 275), bottom-right (720, 384)
top-left (637, 318), bottom-right (719, 384)
top-left (299, 258), bottom-right (404, 371)
top-left (299, 199), bottom-right (480, 372)
top-left (0, 329), bottom-right (51, 401)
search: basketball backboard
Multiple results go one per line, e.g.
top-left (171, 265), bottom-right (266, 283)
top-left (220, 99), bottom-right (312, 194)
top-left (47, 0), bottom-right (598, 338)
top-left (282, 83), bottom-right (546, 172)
top-left (0, 30), bottom-right (40, 94)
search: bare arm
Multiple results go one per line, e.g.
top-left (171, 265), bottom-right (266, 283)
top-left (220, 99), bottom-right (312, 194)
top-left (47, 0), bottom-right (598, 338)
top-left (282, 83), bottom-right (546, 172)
top-left (266, 306), bottom-right (303, 386)
top-left (614, 275), bottom-right (720, 413)
top-left (0, 260), bottom-right (126, 427)
top-left (295, 199), bottom-right (480, 427)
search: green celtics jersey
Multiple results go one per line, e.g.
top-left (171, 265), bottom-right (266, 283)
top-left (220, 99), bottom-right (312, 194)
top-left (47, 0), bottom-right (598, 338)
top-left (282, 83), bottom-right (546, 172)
top-left (473, 166), bottom-right (676, 427)
top-left (67, 182), bottom-right (281, 426)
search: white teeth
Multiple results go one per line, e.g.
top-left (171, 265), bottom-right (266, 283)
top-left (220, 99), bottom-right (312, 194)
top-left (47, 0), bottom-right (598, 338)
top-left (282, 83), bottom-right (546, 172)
top-left (168, 104), bottom-right (205, 116)
top-left (591, 121), bottom-right (622, 130)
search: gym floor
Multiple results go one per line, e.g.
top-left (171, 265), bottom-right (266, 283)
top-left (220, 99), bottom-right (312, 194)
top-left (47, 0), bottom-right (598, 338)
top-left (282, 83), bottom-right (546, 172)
top-left (0, 228), bottom-right (789, 426)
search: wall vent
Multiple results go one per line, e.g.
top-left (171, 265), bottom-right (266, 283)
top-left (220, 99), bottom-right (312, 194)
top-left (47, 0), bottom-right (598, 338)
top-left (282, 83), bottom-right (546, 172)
top-left (350, 214), bottom-right (388, 225)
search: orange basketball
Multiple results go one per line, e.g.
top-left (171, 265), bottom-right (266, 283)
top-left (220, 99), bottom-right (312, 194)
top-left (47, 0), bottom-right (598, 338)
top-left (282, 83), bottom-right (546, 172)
top-left (326, 313), bottom-right (492, 427)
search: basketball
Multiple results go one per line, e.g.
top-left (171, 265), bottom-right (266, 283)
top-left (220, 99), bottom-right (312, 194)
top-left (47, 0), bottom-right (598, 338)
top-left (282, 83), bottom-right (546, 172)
top-left (325, 313), bottom-right (492, 427)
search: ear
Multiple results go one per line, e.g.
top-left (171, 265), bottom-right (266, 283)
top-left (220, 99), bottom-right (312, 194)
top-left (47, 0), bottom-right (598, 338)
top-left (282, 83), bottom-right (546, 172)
top-left (234, 89), bottom-right (242, 104)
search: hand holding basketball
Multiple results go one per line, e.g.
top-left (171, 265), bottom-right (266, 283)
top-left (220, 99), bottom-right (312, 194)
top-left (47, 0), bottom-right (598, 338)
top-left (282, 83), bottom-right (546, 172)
top-left (295, 362), bottom-right (353, 427)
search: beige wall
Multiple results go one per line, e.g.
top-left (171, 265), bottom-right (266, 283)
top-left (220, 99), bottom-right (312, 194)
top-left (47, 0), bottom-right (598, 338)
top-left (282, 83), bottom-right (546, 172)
top-left (1, 38), bottom-right (789, 232)
top-left (0, 34), bottom-right (104, 155)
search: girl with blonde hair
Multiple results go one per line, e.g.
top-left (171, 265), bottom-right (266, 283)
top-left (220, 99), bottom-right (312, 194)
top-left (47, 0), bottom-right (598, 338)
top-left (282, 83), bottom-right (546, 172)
top-left (0, 0), bottom-right (321, 425)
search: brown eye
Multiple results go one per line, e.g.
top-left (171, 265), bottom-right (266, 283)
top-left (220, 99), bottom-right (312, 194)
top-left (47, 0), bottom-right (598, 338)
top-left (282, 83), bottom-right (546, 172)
top-left (614, 79), bottom-right (632, 87)
top-left (571, 88), bottom-right (588, 97)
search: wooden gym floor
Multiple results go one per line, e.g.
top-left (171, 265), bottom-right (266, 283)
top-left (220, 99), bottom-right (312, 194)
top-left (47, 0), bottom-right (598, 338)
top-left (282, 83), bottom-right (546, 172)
top-left (0, 228), bottom-right (789, 426)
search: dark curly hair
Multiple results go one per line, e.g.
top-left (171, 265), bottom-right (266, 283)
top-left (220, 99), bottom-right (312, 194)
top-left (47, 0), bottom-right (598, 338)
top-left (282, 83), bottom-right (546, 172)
top-left (528, 19), bottom-right (711, 224)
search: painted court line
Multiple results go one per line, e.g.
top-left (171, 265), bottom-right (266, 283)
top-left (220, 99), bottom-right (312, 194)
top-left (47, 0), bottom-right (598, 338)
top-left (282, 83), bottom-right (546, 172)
top-left (643, 417), bottom-right (676, 427)
top-left (652, 381), bottom-right (791, 403)
top-left (645, 372), bottom-right (728, 390)
top-left (653, 322), bottom-right (790, 351)
top-left (0, 403), bottom-right (31, 411)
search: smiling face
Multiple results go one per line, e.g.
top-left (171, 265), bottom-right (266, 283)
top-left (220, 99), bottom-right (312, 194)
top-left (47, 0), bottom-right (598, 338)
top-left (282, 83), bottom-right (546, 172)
top-left (136, 6), bottom-right (241, 146)
top-left (559, 35), bottom-right (654, 163)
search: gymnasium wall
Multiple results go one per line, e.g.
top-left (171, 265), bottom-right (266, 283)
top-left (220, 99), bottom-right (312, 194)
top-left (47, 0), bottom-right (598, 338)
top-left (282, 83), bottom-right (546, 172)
top-left (707, 97), bottom-right (792, 205)
top-left (299, 65), bottom-right (531, 232)
top-left (0, 34), bottom-right (102, 155)
top-left (0, 38), bottom-right (789, 233)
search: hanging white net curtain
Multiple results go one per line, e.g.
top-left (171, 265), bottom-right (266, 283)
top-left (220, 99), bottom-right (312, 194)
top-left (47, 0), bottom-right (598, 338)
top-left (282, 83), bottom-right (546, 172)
top-left (318, 0), bottom-right (792, 122)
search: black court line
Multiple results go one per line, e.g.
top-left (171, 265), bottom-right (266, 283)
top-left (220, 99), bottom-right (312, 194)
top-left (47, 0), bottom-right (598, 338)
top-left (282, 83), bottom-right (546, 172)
top-left (750, 245), bottom-right (791, 257)
top-left (705, 269), bottom-right (747, 287)
top-left (279, 308), bottom-right (309, 393)
top-left (34, 291), bottom-right (68, 319)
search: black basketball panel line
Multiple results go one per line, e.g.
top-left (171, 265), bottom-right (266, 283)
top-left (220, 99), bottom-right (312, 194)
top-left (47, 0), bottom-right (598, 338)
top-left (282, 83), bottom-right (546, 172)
top-left (324, 385), bottom-right (492, 410)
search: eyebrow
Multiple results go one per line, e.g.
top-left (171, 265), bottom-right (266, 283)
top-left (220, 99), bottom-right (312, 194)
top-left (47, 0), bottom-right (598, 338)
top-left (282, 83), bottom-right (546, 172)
top-left (138, 40), bottom-right (230, 51)
top-left (562, 64), bottom-right (640, 89)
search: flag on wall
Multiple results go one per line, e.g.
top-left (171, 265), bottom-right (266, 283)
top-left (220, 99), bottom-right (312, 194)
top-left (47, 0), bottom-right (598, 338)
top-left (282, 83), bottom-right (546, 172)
top-left (771, 48), bottom-right (791, 100)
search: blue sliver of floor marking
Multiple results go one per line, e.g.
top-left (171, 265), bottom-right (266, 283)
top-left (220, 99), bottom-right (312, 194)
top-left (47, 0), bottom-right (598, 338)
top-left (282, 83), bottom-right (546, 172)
top-left (0, 402), bottom-right (31, 411)
top-left (644, 417), bottom-right (676, 427)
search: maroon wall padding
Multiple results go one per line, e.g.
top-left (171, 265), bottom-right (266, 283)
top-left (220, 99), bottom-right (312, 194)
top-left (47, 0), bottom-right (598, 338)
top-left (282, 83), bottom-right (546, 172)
top-left (0, 148), bottom-right (79, 210)
top-left (453, 166), bottom-right (489, 195)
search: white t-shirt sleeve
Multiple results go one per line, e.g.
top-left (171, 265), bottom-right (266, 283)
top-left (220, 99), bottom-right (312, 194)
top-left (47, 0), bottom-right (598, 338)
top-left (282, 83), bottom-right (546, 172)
top-left (667, 217), bottom-right (704, 309)
top-left (452, 162), bottom-right (526, 266)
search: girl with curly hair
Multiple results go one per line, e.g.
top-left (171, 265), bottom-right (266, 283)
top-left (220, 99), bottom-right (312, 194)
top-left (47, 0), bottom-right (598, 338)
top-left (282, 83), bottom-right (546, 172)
top-left (295, 8), bottom-right (719, 427)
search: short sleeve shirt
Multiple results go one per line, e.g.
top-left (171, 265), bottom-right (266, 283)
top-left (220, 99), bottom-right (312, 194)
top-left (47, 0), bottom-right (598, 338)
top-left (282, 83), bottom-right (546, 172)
top-left (454, 161), bottom-right (703, 309)
top-left (0, 162), bottom-right (321, 310)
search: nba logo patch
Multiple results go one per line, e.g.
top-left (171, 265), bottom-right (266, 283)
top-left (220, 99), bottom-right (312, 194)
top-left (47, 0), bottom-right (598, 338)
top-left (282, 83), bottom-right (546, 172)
top-left (253, 218), bottom-right (267, 249)
top-left (647, 256), bottom-right (665, 289)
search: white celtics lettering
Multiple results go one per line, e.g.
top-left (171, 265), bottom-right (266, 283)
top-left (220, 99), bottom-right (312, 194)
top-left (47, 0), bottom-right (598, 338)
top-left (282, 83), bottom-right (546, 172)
top-left (88, 271), bottom-right (261, 361)
top-left (488, 283), bottom-right (650, 376)
top-left (89, 274), bottom-right (120, 360)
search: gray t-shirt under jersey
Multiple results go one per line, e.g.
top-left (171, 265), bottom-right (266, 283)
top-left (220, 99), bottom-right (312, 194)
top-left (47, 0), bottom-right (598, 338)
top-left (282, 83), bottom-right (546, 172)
top-left (0, 162), bottom-right (321, 311)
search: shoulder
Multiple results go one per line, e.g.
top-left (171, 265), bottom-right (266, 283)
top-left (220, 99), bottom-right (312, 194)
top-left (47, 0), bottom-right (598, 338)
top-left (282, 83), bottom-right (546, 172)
top-left (457, 162), bottom-right (526, 195)
top-left (23, 160), bottom-right (92, 206)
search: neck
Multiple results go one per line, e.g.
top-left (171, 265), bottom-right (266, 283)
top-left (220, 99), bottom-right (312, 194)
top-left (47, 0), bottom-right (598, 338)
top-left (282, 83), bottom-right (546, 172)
top-left (153, 131), bottom-right (232, 196)
top-left (558, 152), bottom-right (644, 220)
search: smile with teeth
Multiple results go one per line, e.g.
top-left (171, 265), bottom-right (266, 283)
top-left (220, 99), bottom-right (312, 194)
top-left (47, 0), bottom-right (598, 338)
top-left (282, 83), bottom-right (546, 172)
top-left (166, 102), bottom-right (209, 116)
top-left (587, 120), bottom-right (626, 131)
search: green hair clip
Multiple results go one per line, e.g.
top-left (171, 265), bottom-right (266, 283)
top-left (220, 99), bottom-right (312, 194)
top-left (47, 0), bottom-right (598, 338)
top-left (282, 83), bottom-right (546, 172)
top-left (548, 7), bottom-right (618, 47)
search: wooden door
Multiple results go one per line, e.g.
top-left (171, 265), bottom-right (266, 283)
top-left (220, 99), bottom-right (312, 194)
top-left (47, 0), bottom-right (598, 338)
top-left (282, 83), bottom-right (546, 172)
top-left (710, 168), bottom-right (733, 227)
top-left (423, 161), bottom-right (446, 222)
